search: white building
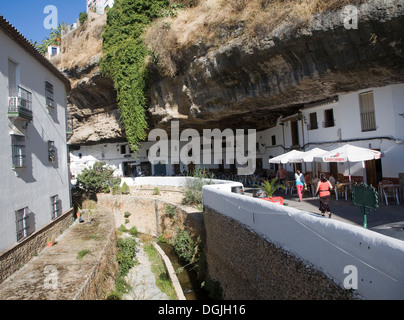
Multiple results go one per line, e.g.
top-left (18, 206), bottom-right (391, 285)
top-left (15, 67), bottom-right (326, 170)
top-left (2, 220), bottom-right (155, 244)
top-left (0, 16), bottom-right (72, 253)
top-left (47, 45), bottom-right (61, 58)
top-left (70, 83), bottom-right (404, 187)
top-left (259, 83), bottom-right (404, 185)
top-left (87, 0), bottom-right (115, 15)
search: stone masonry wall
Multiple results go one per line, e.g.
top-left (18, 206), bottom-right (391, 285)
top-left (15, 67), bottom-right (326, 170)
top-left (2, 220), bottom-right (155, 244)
top-left (74, 223), bottom-right (118, 300)
top-left (0, 208), bottom-right (75, 284)
top-left (204, 207), bottom-right (357, 300)
top-left (97, 193), bottom-right (205, 242)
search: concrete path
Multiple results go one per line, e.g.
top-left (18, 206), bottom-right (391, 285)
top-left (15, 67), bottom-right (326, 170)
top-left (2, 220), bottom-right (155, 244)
top-left (0, 207), bottom-right (171, 300)
top-left (122, 237), bottom-right (169, 300)
top-left (0, 207), bottom-right (116, 300)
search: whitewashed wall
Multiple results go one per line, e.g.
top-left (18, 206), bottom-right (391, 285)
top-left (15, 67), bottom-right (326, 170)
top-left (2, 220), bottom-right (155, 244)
top-left (300, 84), bottom-right (404, 178)
top-left (203, 183), bottom-right (404, 300)
top-left (0, 30), bottom-right (70, 252)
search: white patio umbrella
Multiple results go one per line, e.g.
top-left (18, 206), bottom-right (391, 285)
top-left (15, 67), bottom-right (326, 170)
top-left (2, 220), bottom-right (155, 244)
top-left (288, 147), bottom-right (328, 178)
top-left (268, 149), bottom-right (305, 164)
top-left (288, 147), bottom-right (327, 162)
top-left (314, 144), bottom-right (382, 183)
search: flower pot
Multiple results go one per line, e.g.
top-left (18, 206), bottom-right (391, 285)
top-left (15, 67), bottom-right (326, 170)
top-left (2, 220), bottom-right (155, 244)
top-left (261, 196), bottom-right (284, 205)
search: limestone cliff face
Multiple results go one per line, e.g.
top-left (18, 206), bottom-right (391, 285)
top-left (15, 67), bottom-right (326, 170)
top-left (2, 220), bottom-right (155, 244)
top-left (60, 1), bottom-right (404, 145)
top-left (147, 1), bottom-right (404, 132)
top-left (53, 13), bottom-right (124, 146)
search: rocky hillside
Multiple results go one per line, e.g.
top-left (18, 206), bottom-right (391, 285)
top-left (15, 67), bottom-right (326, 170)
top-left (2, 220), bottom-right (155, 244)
top-left (58, 0), bottom-right (404, 145)
top-left (52, 13), bottom-right (123, 145)
top-left (146, 0), bottom-right (404, 132)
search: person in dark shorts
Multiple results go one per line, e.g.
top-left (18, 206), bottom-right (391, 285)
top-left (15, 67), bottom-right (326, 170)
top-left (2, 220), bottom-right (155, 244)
top-left (315, 173), bottom-right (333, 218)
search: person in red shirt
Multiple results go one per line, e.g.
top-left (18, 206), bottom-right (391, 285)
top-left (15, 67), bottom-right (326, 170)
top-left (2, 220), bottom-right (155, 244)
top-left (315, 173), bottom-right (333, 218)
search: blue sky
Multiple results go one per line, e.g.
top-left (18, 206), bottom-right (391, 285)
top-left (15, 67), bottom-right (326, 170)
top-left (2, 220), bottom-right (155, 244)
top-left (1, 1), bottom-right (86, 43)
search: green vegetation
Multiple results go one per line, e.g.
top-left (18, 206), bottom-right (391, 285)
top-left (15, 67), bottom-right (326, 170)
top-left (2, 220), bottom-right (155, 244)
top-left (258, 177), bottom-right (286, 198)
top-left (106, 234), bottom-right (138, 299)
top-left (170, 229), bottom-right (200, 267)
top-left (165, 203), bottom-right (176, 217)
top-left (153, 187), bottom-right (160, 195)
top-left (182, 169), bottom-right (213, 206)
top-left (79, 12), bottom-right (88, 25)
top-left (76, 161), bottom-right (121, 195)
top-left (116, 237), bottom-right (139, 276)
top-left (76, 249), bottom-right (92, 260)
top-left (121, 182), bottom-right (130, 194)
top-left (143, 242), bottom-right (177, 299)
top-left (100, 0), bottom-right (171, 155)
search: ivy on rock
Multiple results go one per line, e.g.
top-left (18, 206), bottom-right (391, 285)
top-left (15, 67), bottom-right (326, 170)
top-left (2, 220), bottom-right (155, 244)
top-left (100, 0), bottom-right (169, 155)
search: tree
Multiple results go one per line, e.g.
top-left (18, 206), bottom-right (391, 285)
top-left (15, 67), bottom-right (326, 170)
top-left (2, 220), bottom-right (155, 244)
top-left (76, 161), bottom-right (121, 194)
top-left (79, 12), bottom-right (88, 25)
top-left (49, 23), bottom-right (66, 46)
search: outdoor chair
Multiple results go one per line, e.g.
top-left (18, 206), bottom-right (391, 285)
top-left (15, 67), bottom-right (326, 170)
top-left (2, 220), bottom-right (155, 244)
top-left (378, 180), bottom-right (393, 204)
top-left (335, 183), bottom-right (348, 201)
top-left (285, 181), bottom-right (294, 194)
top-left (382, 185), bottom-right (400, 205)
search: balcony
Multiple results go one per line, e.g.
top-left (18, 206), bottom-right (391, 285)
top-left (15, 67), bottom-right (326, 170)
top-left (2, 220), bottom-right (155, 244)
top-left (8, 86), bottom-right (33, 122)
top-left (66, 116), bottom-right (73, 137)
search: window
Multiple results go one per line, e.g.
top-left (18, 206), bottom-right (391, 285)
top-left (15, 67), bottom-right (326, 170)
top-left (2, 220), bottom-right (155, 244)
top-left (51, 195), bottom-right (61, 220)
top-left (11, 134), bottom-right (26, 167)
top-left (48, 141), bottom-right (56, 163)
top-left (308, 112), bottom-right (318, 130)
top-left (271, 135), bottom-right (276, 146)
top-left (291, 120), bottom-right (299, 146)
top-left (15, 207), bottom-right (35, 242)
top-left (359, 91), bottom-right (376, 131)
top-left (8, 59), bottom-right (19, 97)
top-left (45, 81), bottom-right (55, 108)
top-left (324, 109), bottom-right (335, 128)
top-left (120, 145), bottom-right (126, 154)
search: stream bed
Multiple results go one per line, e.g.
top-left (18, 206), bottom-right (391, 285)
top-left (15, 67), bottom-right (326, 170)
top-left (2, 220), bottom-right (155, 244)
top-left (157, 241), bottom-right (210, 300)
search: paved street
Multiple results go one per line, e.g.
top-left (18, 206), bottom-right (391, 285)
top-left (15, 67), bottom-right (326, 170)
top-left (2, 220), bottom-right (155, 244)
top-left (244, 188), bottom-right (404, 241)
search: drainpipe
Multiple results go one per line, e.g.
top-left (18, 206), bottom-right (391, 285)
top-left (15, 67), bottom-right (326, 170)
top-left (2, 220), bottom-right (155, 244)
top-left (280, 122), bottom-right (285, 151)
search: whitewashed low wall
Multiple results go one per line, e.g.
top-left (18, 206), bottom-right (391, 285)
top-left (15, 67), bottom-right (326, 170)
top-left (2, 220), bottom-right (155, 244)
top-left (121, 176), bottom-right (243, 191)
top-left (203, 184), bottom-right (404, 300)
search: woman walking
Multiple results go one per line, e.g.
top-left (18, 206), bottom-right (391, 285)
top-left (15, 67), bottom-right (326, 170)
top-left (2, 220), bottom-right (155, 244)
top-left (315, 173), bottom-right (333, 218)
top-left (294, 169), bottom-right (305, 202)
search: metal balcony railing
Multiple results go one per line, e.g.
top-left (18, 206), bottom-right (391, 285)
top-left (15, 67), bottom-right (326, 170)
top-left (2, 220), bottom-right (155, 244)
top-left (66, 116), bottom-right (73, 135)
top-left (8, 86), bottom-right (33, 121)
top-left (307, 122), bottom-right (318, 130)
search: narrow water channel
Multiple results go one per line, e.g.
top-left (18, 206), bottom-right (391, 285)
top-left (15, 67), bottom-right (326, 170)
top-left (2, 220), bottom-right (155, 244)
top-left (157, 241), bottom-right (210, 300)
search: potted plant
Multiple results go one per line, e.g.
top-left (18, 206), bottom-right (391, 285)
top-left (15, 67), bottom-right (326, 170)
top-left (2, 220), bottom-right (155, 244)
top-left (258, 177), bottom-right (286, 205)
top-left (47, 236), bottom-right (55, 247)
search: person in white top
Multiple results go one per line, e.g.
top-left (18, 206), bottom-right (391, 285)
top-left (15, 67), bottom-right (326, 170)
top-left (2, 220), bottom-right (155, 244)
top-left (294, 169), bottom-right (306, 202)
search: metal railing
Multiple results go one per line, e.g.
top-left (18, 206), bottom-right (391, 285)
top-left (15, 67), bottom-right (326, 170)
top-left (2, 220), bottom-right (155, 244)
top-left (11, 134), bottom-right (26, 168)
top-left (8, 86), bottom-right (33, 119)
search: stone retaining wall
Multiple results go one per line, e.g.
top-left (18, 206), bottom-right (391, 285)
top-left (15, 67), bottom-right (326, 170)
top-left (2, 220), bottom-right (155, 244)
top-left (204, 207), bottom-right (356, 300)
top-left (97, 193), bottom-right (205, 242)
top-left (74, 222), bottom-right (118, 300)
top-left (0, 208), bottom-right (75, 284)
